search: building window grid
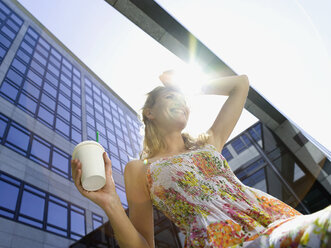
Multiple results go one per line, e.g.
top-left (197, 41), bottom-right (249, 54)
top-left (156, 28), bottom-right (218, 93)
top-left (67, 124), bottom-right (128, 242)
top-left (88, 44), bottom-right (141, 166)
top-left (84, 78), bottom-right (136, 173)
top-left (0, 26), bottom-right (83, 144)
top-left (0, 0), bottom-right (23, 64)
top-left (0, 171), bottom-right (86, 240)
top-left (0, 112), bottom-right (73, 180)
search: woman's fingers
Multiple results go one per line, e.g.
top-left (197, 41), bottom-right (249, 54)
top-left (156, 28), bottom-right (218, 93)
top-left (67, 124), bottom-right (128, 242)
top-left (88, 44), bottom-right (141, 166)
top-left (103, 152), bottom-right (112, 176)
top-left (71, 159), bottom-right (86, 195)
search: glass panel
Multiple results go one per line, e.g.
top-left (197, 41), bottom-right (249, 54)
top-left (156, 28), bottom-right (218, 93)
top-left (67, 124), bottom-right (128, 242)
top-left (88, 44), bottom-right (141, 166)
top-left (72, 103), bottom-right (81, 117)
top-left (23, 34), bottom-right (36, 47)
top-left (6, 123), bottom-right (30, 152)
top-left (52, 148), bottom-right (69, 174)
top-left (0, 33), bottom-right (11, 48)
top-left (27, 69), bottom-right (42, 86)
top-left (0, 118), bottom-right (7, 139)
top-left (38, 37), bottom-right (50, 50)
top-left (33, 51), bottom-right (47, 66)
top-left (242, 168), bottom-right (267, 192)
top-left (57, 104), bottom-right (70, 120)
top-left (20, 190), bottom-right (45, 221)
top-left (55, 117), bottom-right (70, 137)
top-left (22, 80), bottom-right (40, 99)
top-left (47, 62), bottom-right (60, 77)
top-left (43, 81), bottom-right (57, 97)
top-left (16, 49), bottom-right (31, 64)
top-left (71, 127), bottom-right (81, 144)
top-left (0, 80), bottom-right (19, 101)
top-left (2, 25), bottom-right (15, 39)
top-left (72, 92), bottom-right (81, 105)
top-left (50, 48), bottom-right (61, 60)
top-left (58, 93), bottom-right (70, 109)
top-left (27, 27), bottom-right (38, 40)
top-left (20, 41), bottom-right (33, 54)
top-left (110, 156), bottom-right (121, 171)
top-left (30, 136), bottom-right (50, 163)
top-left (11, 58), bottom-right (26, 74)
top-left (231, 137), bottom-right (247, 154)
top-left (10, 13), bottom-right (23, 26)
top-left (45, 71), bottom-right (59, 87)
top-left (37, 105), bottom-right (54, 127)
top-left (40, 93), bottom-right (56, 111)
top-left (6, 68), bottom-right (23, 87)
top-left (70, 210), bottom-right (85, 235)
top-left (72, 114), bottom-right (81, 130)
top-left (92, 219), bottom-right (102, 229)
top-left (18, 92), bottom-right (37, 114)
top-left (0, 180), bottom-right (19, 210)
top-left (47, 201), bottom-right (68, 229)
top-left (30, 60), bottom-right (45, 76)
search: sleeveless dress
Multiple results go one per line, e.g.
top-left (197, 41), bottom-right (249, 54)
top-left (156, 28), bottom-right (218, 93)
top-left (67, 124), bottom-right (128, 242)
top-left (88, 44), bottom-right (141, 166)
top-left (145, 144), bottom-right (331, 247)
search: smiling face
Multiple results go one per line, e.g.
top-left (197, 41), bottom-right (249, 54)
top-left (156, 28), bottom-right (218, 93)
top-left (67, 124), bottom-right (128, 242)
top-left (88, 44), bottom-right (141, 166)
top-left (145, 88), bottom-right (190, 132)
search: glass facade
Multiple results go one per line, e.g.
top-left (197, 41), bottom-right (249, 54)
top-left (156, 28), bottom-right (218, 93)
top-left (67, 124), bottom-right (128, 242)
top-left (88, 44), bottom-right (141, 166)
top-left (84, 77), bottom-right (142, 174)
top-left (0, 0), bottom-right (23, 64)
top-left (0, 171), bottom-right (86, 240)
top-left (0, 26), bottom-right (83, 144)
top-left (0, 0), bottom-right (141, 244)
top-left (0, 112), bottom-right (72, 179)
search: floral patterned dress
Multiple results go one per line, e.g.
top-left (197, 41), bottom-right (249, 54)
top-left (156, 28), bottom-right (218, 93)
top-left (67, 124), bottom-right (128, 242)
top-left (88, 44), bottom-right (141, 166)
top-left (145, 144), bottom-right (331, 247)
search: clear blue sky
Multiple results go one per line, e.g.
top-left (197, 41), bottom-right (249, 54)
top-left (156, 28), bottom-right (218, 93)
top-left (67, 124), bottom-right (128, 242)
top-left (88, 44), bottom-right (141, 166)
top-left (18, 0), bottom-right (331, 151)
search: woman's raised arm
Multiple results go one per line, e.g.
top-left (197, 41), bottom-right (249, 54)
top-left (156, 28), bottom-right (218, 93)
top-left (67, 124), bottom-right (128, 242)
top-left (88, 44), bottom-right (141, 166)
top-left (203, 74), bottom-right (250, 151)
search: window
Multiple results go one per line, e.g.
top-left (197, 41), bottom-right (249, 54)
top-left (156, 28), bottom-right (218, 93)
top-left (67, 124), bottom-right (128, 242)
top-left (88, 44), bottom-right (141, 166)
top-left (16, 49), bottom-right (31, 64)
top-left (0, 179), bottom-right (19, 217)
top-left (6, 68), bottom-right (24, 88)
top-left (56, 104), bottom-right (70, 120)
top-left (71, 127), bottom-right (81, 144)
top-left (33, 51), bottom-right (47, 66)
top-left (0, 116), bottom-right (8, 141)
top-left (20, 41), bottom-right (33, 54)
top-left (5, 122), bottom-right (30, 156)
top-left (72, 92), bottom-right (81, 105)
top-left (30, 136), bottom-right (51, 167)
top-left (43, 80), bottom-right (57, 97)
top-left (56, 117), bottom-right (70, 138)
top-left (37, 105), bottom-right (55, 128)
top-left (221, 147), bottom-right (233, 161)
top-left (0, 80), bottom-right (19, 102)
top-left (92, 213), bottom-right (103, 230)
top-left (47, 196), bottom-right (68, 236)
top-left (110, 156), bottom-right (121, 172)
top-left (40, 92), bottom-right (56, 111)
top-left (18, 92), bottom-right (38, 115)
top-left (58, 94), bottom-right (70, 110)
top-left (71, 103), bottom-right (81, 117)
top-left (249, 123), bottom-right (262, 142)
top-left (52, 147), bottom-right (70, 175)
top-left (72, 114), bottom-right (81, 130)
top-left (0, 171), bottom-right (89, 239)
top-left (19, 187), bottom-right (45, 228)
top-left (22, 80), bottom-right (40, 100)
top-left (37, 37), bottom-right (49, 50)
top-left (11, 58), bottom-right (27, 74)
top-left (231, 137), bottom-right (247, 154)
top-left (70, 205), bottom-right (85, 239)
top-left (27, 69), bottom-right (42, 86)
top-left (241, 168), bottom-right (266, 192)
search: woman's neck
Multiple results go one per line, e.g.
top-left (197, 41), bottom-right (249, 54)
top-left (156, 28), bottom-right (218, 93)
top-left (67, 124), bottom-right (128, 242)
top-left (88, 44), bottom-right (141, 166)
top-left (158, 131), bottom-right (187, 156)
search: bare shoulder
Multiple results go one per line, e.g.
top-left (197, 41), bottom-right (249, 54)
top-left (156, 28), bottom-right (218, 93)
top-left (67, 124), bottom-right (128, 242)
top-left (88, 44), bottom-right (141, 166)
top-left (124, 159), bottom-right (150, 193)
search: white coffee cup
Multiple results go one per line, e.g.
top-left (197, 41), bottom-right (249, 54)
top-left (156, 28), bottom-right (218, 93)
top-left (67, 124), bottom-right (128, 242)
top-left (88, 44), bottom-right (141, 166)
top-left (72, 140), bottom-right (106, 191)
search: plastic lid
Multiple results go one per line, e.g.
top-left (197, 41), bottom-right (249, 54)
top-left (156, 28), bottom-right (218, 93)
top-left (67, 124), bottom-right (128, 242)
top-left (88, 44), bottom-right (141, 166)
top-left (72, 140), bottom-right (104, 159)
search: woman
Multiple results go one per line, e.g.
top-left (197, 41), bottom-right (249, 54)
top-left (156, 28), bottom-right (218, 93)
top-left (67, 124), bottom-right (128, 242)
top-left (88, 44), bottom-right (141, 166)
top-left (71, 70), bottom-right (331, 248)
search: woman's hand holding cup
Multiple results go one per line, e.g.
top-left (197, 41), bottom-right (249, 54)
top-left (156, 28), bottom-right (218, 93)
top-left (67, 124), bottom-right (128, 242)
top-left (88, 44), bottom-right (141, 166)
top-left (71, 152), bottom-right (121, 210)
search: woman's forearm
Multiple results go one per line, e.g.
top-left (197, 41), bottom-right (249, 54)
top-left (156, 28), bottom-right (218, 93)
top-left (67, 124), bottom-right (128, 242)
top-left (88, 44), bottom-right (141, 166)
top-left (103, 197), bottom-right (150, 248)
top-left (202, 74), bottom-right (249, 96)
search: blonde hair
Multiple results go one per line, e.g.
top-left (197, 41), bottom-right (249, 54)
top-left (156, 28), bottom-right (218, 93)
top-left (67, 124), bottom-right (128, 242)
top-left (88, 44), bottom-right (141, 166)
top-left (140, 86), bottom-right (209, 159)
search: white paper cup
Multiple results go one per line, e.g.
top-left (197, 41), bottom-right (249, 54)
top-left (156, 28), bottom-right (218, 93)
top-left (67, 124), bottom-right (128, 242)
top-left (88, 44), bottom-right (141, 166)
top-left (72, 141), bottom-right (106, 191)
